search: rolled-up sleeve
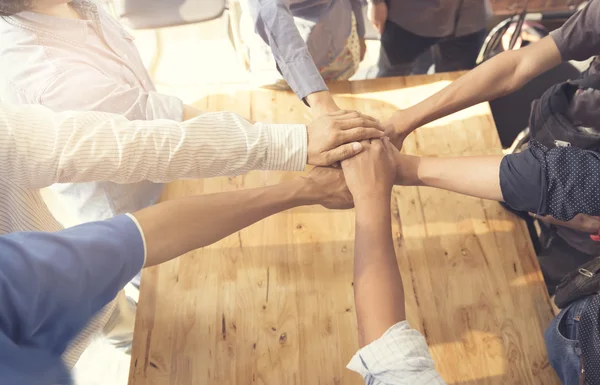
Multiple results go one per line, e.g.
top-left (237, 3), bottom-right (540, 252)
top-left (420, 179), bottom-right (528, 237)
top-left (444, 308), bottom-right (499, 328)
top-left (347, 321), bottom-right (446, 385)
top-left (500, 141), bottom-right (600, 221)
top-left (40, 65), bottom-right (184, 122)
top-left (0, 215), bottom-right (144, 385)
top-left (248, 0), bottom-right (328, 99)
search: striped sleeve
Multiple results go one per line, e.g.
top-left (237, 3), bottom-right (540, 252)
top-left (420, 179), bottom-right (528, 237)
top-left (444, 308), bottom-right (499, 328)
top-left (0, 103), bottom-right (307, 189)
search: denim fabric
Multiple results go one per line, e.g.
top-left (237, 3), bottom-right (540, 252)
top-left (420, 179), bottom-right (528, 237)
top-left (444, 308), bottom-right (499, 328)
top-left (545, 296), bottom-right (592, 385)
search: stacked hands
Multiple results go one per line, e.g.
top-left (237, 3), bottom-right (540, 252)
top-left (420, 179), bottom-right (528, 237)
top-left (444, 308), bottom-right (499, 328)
top-left (303, 109), bottom-right (600, 233)
top-left (300, 109), bottom-right (401, 210)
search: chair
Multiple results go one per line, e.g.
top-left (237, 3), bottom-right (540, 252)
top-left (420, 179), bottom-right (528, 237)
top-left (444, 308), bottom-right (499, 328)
top-left (108, 0), bottom-right (227, 76)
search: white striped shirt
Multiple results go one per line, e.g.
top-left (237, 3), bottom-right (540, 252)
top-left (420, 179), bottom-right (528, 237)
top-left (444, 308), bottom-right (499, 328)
top-left (0, 101), bottom-right (307, 367)
top-left (348, 321), bottom-right (446, 385)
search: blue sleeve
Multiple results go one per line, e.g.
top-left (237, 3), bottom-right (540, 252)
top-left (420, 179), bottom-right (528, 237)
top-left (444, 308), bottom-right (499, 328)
top-left (247, 0), bottom-right (328, 99)
top-left (0, 214), bottom-right (145, 385)
top-left (500, 141), bottom-right (600, 221)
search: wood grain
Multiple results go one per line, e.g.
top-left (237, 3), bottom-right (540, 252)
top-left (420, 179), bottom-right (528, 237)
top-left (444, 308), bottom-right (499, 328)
top-left (129, 73), bottom-right (560, 385)
top-left (490, 0), bottom-right (584, 15)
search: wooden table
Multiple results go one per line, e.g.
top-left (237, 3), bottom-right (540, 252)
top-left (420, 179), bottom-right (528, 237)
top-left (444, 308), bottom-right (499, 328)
top-left (129, 73), bottom-right (560, 385)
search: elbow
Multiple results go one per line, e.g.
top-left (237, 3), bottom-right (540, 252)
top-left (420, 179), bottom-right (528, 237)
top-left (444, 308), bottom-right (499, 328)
top-left (497, 50), bottom-right (530, 97)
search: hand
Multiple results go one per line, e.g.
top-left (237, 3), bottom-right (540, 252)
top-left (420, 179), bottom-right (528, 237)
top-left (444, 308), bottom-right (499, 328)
top-left (297, 167), bottom-right (354, 210)
top-left (530, 213), bottom-right (599, 234)
top-left (341, 138), bottom-right (398, 201)
top-left (368, 2), bottom-right (388, 35)
top-left (359, 38), bottom-right (367, 61)
top-left (307, 110), bottom-right (385, 166)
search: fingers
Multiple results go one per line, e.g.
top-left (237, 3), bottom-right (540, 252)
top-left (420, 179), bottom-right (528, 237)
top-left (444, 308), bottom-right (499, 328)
top-left (331, 111), bottom-right (380, 126)
top-left (336, 117), bottom-right (384, 132)
top-left (327, 109), bottom-right (351, 117)
top-left (339, 127), bottom-right (385, 144)
top-left (323, 142), bottom-right (363, 165)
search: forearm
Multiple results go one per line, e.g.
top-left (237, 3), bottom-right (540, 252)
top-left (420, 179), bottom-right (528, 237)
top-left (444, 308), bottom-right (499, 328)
top-left (396, 153), bottom-right (504, 201)
top-left (0, 103), bottom-right (306, 189)
top-left (132, 179), bottom-right (311, 267)
top-left (396, 51), bottom-right (524, 133)
top-left (394, 38), bottom-right (561, 135)
top-left (354, 197), bottom-right (405, 347)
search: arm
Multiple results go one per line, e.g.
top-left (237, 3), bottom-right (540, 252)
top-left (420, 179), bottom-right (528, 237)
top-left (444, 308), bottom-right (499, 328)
top-left (342, 140), bottom-right (445, 384)
top-left (246, 0), bottom-right (339, 113)
top-left (353, 188), bottom-right (405, 346)
top-left (134, 167), bottom-right (352, 266)
top-left (394, 153), bottom-right (504, 202)
top-left (0, 167), bottom-right (351, 384)
top-left (42, 66), bottom-right (186, 122)
top-left (367, 0), bottom-right (387, 35)
top-left (388, 37), bottom-right (562, 145)
top-left (0, 103), bottom-right (383, 190)
top-left (395, 144), bottom-right (600, 222)
top-left (341, 139), bottom-right (404, 345)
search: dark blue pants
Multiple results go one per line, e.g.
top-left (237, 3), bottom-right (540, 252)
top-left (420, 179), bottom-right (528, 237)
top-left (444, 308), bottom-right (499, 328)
top-left (377, 20), bottom-right (486, 77)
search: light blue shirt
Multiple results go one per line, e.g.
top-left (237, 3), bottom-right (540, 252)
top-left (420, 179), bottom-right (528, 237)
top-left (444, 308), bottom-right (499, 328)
top-left (245, 0), bottom-right (366, 100)
top-left (0, 214), bottom-right (145, 385)
top-left (0, 0), bottom-right (183, 224)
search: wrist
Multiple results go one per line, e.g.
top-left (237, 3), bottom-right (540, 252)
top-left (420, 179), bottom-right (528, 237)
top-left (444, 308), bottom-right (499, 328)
top-left (353, 191), bottom-right (392, 210)
top-left (395, 154), bottom-right (422, 186)
top-left (392, 107), bottom-right (421, 133)
top-left (287, 175), bottom-right (323, 206)
top-left (307, 91), bottom-right (339, 115)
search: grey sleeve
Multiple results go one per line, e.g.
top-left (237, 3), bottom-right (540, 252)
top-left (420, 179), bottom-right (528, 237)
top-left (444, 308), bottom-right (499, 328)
top-left (550, 0), bottom-right (600, 62)
top-left (246, 0), bottom-right (328, 99)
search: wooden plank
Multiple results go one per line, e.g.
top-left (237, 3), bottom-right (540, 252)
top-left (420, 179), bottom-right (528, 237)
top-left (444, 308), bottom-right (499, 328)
top-left (129, 73), bottom-right (560, 385)
top-left (490, 0), bottom-right (584, 15)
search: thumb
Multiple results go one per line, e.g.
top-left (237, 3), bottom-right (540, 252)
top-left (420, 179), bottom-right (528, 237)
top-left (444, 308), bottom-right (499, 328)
top-left (324, 142), bottom-right (362, 165)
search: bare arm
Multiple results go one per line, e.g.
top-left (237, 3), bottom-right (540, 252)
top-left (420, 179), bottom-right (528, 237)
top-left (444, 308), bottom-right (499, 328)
top-left (342, 139), bottom-right (405, 346)
top-left (394, 153), bottom-right (504, 202)
top-left (132, 167), bottom-right (352, 267)
top-left (389, 37), bottom-right (562, 144)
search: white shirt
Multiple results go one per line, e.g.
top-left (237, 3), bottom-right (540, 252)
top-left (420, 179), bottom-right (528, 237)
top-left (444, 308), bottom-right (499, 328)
top-left (348, 321), bottom-right (446, 384)
top-left (0, 0), bottom-right (186, 224)
top-left (0, 101), bottom-right (307, 367)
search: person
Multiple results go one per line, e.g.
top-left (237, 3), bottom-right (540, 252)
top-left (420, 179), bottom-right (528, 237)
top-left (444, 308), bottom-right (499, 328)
top-left (1, 138), bottom-right (447, 385)
top-left (0, 101), bottom-right (383, 370)
top-left (0, 165), bottom-right (353, 385)
top-left (367, 0), bottom-right (491, 77)
top-left (233, 0), bottom-right (367, 114)
top-left (384, 0), bottom-right (600, 221)
top-left (342, 138), bottom-right (446, 384)
top-left (0, 0), bottom-right (208, 315)
top-left (0, 0), bottom-right (206, 228)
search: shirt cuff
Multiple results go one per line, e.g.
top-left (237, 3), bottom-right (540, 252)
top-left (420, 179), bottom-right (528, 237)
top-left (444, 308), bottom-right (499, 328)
top-left (145, 91), bottom-right (185, 122)
top-left (347, 321), bottom-right (443, 384)
top-left (260, 123), bottom-right (307, 171)
top-left (125, 213), bottom-right (147, 267)
top-left (279, 55), bottom-right (328, 100)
